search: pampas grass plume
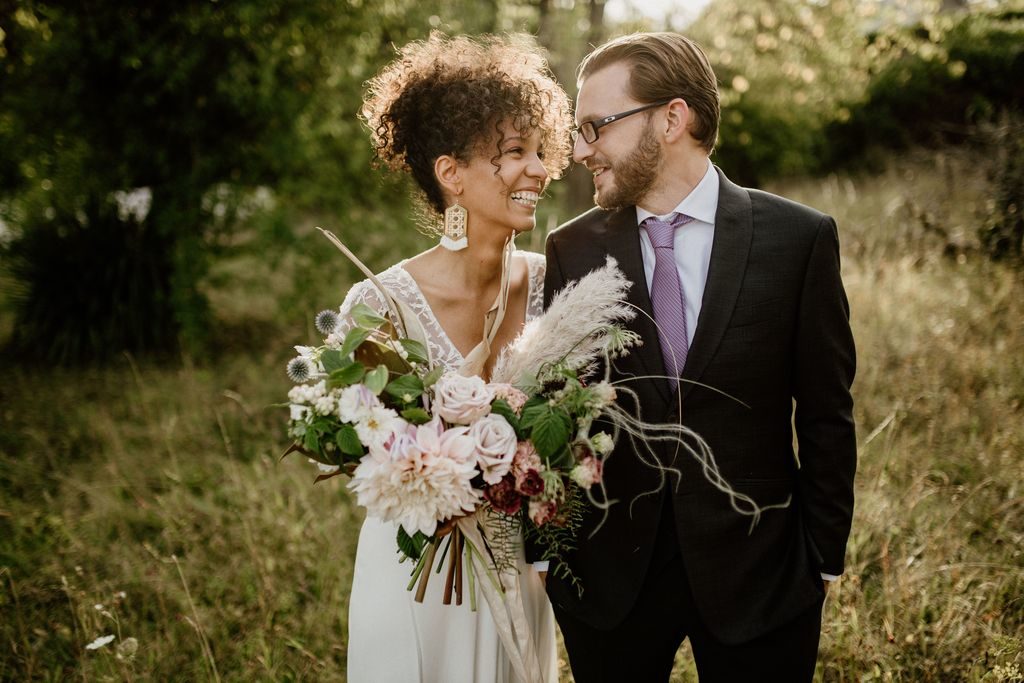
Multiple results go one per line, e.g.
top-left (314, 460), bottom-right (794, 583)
top-left (492, 257), bottom-right (635, 385)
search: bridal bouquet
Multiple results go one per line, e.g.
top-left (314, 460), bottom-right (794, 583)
top-left (282, 253), bottom-right (639, 606)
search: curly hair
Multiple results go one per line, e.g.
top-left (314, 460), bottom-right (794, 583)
top-left (361, 32), bottom-right (573, 222)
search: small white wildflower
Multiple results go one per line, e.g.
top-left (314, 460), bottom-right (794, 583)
top-left (116, 591), bottom-right (127, 599)
top-left (85, 634), bottom-right (115, 650)
top-left (314, 395), bottom-right (336, 415)
top-left (93, 604), bottom-right (104, 611)
top-left (315, 462), bottom-right (340, 474)
top-left (289, 404), bottom-right (308, 421)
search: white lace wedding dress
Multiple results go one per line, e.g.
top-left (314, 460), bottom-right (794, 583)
top-left (341, 250), bottom-right (558, 683)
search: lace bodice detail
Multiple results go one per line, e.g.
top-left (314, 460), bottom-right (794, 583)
top-left (336, 251), bottom-right (546, 372)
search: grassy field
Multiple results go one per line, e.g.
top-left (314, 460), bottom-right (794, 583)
top-left (1, 149), bottom-right (1021, 681)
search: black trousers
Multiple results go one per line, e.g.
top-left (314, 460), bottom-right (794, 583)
top-left (554, 496), bottom-right (825, 682)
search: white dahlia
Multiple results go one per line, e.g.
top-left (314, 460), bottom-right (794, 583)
top-left (348, 416), bottom-right (480, 536)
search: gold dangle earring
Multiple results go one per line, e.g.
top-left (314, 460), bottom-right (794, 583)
top-left (441, 200), bottom-right (468, 251)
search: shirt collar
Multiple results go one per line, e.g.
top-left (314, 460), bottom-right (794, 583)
top-left (636, 159), bottom-right (718, 226)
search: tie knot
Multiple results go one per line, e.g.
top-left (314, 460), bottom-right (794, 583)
top-left (643, 213), bottom-right (693, 249)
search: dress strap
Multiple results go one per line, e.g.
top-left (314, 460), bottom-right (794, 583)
top-left (458, 236), bottom-right (515, 377)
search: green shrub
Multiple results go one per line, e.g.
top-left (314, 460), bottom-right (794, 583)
top-left (826, 10), bottom-right (1024, 168)
top-left (4, 196), bottom-right (180, 364)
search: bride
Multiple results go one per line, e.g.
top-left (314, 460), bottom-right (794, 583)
top-left (338, 33), bottom-right (573, 682)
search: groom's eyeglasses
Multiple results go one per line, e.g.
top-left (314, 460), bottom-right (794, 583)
top-left (571, 99), bottom-right (676, 144)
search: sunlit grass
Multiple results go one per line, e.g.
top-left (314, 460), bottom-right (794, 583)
top-left (1, 149), bottom-right (1021, 681)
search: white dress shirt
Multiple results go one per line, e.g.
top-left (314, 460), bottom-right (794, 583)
top-left (636, 159), bottom-right (719, 345)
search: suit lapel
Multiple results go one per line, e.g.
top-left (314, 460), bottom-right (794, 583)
top-left (680, 168), bottom-right (753, 402)
top-left (602, 207), bottom-right (672, 404)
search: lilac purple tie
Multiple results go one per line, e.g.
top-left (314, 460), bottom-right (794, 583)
top-left (644, 213), bottom-right (694, 390)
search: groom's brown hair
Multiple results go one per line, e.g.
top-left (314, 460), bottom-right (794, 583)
top-left (577, 32), bottom-right (720, 154)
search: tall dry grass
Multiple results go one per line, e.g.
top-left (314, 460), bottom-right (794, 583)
top-left (1, 149), bottom-right (1021, 681)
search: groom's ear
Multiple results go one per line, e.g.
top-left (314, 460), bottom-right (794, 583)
top-left (663, 98), bottom-right (691, 144)
top-left (434, 155), bottom-right (463, 198)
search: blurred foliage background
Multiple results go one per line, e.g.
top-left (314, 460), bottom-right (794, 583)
top-left (1, 0), bottom-right (1022, 680)
top-left (1, 0), bottom-right (1020, 363)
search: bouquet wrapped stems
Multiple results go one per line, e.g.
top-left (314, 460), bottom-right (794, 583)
top-left (443, 529), bottom-right (463, 606)
top-left (412, 525), bottom-right (468, 606)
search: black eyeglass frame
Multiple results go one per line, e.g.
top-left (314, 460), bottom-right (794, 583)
top-left (571, 98), bottom-right (677, 144)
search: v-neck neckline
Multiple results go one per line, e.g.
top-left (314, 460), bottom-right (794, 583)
top-left (396, 254), bottom-right (535, 363)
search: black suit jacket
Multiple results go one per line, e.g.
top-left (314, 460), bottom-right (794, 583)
top-left (539, 167), bottom-right (857, 644)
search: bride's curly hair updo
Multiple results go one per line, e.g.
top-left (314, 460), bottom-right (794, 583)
top-left (361, 32), bottom-right (573, 224)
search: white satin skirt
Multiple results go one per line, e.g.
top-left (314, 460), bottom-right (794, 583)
top-left (347, 516), bottom-right (558, 682)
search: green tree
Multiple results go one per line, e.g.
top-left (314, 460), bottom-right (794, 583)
top-left (0, 0), bottom-right (501, 363)
top-left (1, 1), bottom-right (372, 360)
top-left (686, 0), bottom-right (879, 184)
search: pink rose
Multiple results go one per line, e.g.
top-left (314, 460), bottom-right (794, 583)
top-left (528, 499), bottom-right (558, 526)
top-left (470, 414), bottom-right (518, 484)
top-left (433, 373), bottom-right (495, 425)
top-left (484, 475), bottom-right (522, 515)
top-left (489, 382), bottom-right (529, 415)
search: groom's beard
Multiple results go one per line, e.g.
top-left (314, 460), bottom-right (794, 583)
top-left (593, 121), bottom-right (662, 211)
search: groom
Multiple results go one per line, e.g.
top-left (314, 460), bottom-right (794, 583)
top-left (538, 32), bottom-right (857, 681)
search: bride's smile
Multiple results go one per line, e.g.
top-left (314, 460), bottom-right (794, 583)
top-left (456, 121), bottom-right (550, 238)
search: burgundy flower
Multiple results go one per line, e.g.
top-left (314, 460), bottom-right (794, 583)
top-left (515, 468), bottom-right (545, 497)
top-left (484, 474), bottom-right (522, 515)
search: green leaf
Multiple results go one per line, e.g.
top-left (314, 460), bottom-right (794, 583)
top-left (397, 526), bottom-right (429, 562)
top-left (385, 374), bottom-right (424, 403)
top-left (351, 303), bottom-right (388, 329)
top-left (399, 338), bottom-right (429, 365)
top-left (401, 407), bottom-right (432, 425)
top-left (328, 360), bottom-right (365, 387)
top-left (340, 327), bottom-right (373, 358)
top-left (519, 400), bottom-right (549, 430)
top-left (489, 399), bottom-right (521, 436)
top-left (303, 428), bottom-right (320, 454)
top-left (422, 365), bottom-right (445, 389)
top-left (335, 424), bottom-right (364, 457)
top-left (320, 348), bottom-right (347, 373)
top-left (545, 443), bottom-right (573, 469)
top-left (531, 407), bottom-right (572, 460)
top-left (363, 364), bottom-right (389, 395)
